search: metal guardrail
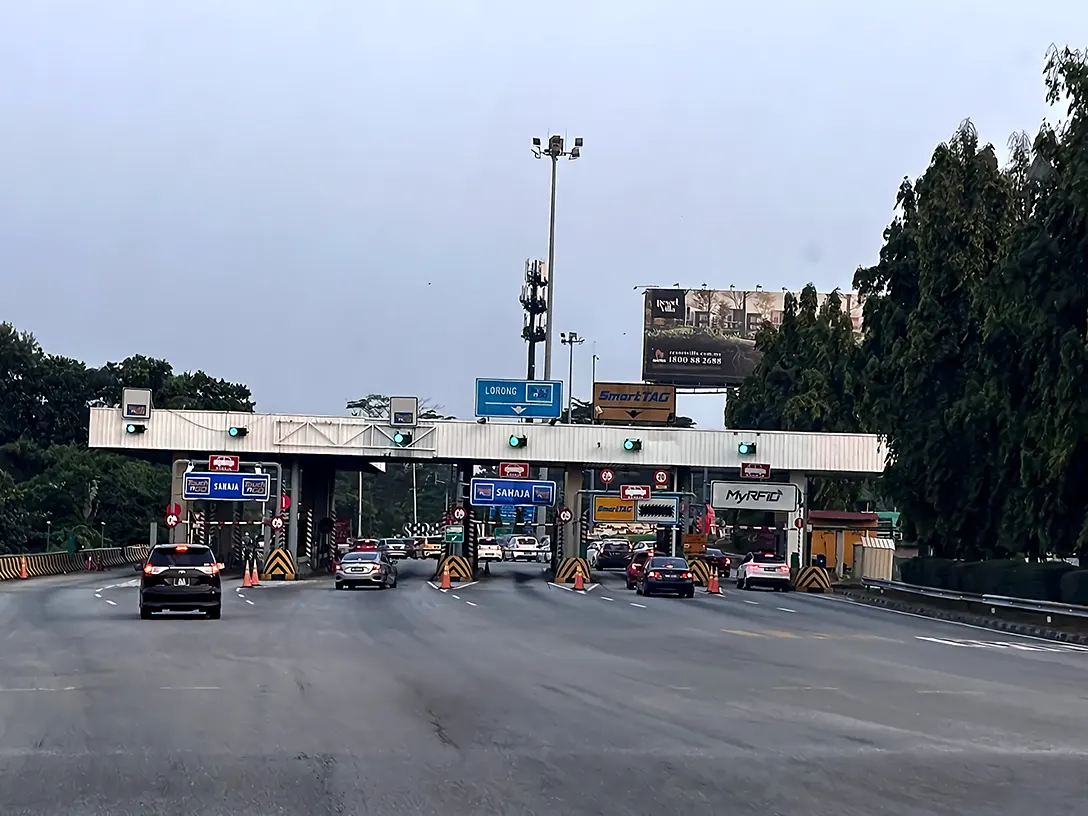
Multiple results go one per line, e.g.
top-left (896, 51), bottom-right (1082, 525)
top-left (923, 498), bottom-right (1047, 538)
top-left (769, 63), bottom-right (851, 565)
top-left (862, 578), bottom-right (1088, 619)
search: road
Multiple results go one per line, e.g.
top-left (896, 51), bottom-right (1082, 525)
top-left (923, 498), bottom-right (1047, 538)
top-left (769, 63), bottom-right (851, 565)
top-left (2, 560), bottom-right (1087, 815)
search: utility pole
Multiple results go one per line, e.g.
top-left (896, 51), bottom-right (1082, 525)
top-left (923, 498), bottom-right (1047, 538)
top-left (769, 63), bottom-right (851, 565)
top-left (357, 471), bottom-right (364, 538)
top-left (561, 331), bottom-right (585, 422)
top-left (412, 463), bottom-right (418, 525)
top-left (531, 134), bottom-right (583, 381)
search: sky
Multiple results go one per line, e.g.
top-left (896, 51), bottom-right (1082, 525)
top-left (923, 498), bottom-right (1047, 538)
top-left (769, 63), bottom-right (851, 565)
top-left (1, 1), bottom-right (1082, 429)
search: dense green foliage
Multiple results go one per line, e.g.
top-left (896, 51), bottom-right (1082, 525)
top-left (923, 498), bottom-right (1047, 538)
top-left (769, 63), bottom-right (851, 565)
top-left (0, 324), bottom-right (254, 554)
top-left (727, 48), bottom-right (1088, 562)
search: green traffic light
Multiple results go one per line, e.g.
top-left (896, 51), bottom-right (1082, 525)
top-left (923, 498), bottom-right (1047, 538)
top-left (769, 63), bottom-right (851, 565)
top-left (623, 438), bottom-right (641, 452)
top-left (393, 431), bottom-right (412, 446)
top-left (509, 435), bottom-right (526, 448)
top-left (738, 441), bottom-right (756, 455)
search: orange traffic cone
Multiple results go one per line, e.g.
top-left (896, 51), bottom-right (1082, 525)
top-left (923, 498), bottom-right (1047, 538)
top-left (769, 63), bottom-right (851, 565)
top-left (249, 559), bottom-right (260, 587)
top-left (242, 558), bottom-right (252, 588)
top-left (19, 556), bottom-right (28, 580)
top-left (707, 566), bottom-right (720, 594)
top-left (440, 561), bottom-right (451, 590)
top-left (573, 565), bottom-right (585, 591)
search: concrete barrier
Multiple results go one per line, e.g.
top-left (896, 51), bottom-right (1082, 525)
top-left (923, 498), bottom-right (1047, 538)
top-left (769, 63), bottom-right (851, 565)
top-left (0, 546), bottom-right (151, 582)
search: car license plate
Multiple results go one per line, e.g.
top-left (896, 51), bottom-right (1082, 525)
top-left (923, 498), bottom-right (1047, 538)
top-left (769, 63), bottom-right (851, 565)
top-left (763, 567), bottom-right (778, 572)
top-left (173, 578), bottom-right (188, 586)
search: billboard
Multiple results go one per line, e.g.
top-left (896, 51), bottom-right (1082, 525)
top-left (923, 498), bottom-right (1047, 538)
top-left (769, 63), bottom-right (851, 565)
top-left (592, 382), bottom-right (676, 423)
top-left (642, 288), bottom-right (865, 387)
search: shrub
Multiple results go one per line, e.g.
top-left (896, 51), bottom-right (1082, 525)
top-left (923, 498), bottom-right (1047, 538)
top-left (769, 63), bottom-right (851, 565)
top-left (1059, 570), bottom-right (1088, 606)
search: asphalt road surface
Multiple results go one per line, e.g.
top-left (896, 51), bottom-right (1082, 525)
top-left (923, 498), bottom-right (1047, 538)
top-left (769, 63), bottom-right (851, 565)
top-left (2, 560), bottom-right (1087, 815)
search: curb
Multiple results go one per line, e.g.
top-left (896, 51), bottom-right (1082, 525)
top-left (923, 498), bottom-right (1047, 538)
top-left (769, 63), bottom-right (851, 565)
top-left (839, 589), bottom-right (1088, 645)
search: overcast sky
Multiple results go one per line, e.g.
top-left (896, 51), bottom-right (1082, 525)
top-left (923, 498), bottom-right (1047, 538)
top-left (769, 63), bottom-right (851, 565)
top-left (2, 1), bottom-right (1081, 429)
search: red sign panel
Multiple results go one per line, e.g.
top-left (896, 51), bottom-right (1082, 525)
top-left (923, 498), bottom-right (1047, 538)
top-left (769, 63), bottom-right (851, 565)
top-left (599, 468), bottom-right (615, 485)
top-left (740, 462), bottom-right (771, 480)
top-left (208, 455), bottom-right (240, 472)
top-left (499, 462), bottom-right (531, 479)
top-left (619, 484), bottom-right (652, 501)
top-left (280, 494), bottom-right (291, 512)
top-left (653, 469), bottom-right (670, 487)
top-left (166, 503), bottom-right (181, 517)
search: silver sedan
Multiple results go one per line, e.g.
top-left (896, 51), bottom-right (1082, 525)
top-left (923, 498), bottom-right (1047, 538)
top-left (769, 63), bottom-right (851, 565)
top-left (336, 551), bottom-right (398, 590)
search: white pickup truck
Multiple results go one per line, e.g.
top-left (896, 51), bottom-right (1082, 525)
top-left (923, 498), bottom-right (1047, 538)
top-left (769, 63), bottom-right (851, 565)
top-left (477, 537), bottom-right (503, 563)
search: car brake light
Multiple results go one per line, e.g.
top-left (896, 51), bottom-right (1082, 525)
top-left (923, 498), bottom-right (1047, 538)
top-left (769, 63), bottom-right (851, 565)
top-left (144, 564), bottom-right (167, 575)
top-left (682, 572), bottom-right (692, 579)
top-left (648, 571), bottom-right (661, 579)
top-left (196, 564), bottom-right (220, 575)
top-left (175, 545), bottom-right (188, 552)
top-left (778, 565), bottom-right (790, 573)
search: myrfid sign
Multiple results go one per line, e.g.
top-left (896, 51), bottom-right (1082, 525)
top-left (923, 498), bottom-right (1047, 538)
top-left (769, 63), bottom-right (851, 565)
top-left (710, 481), bottom-right (800, 512)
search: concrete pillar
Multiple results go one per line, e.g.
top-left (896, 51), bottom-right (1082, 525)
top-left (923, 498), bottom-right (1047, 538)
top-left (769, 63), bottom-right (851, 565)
top-left (562, 465), bottom-right (582, 558)
top-left (786, 471), bottom-right (808, 567)
top-left (170, 453), bottom-right (189, 544)
top-left (835, 530), bottom-right (846, 577)
top-left (287, 459), bottom-right (301, 562)
top-left (300, 461), bottom-right (336, 564)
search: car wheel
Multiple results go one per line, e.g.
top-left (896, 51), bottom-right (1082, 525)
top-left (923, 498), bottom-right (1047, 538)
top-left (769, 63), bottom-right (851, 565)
top-left (737, 578), bottom-right (744, 590)
top-left (140, 606), bottom-right (152, 620)
top-left (207, 606), bottom-right (221, 620)
top-left (335, 581), bottom-right (344, 591)
top-left (392, 575), bottom-right (398, 588)
top-left (626, 581), bottom-right (634, 590)
top-left (685, 589), bottom-right (695, 598)
top-left (636, 583), bottom-right (644, 596)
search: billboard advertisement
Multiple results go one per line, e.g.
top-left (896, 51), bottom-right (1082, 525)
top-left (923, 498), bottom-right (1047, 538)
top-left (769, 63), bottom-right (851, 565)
top-left (641, 288), bottom-right (864, 387)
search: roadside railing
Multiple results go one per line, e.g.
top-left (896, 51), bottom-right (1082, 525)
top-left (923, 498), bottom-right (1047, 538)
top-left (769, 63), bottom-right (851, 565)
top-left (861, 578), bottom-right (1088, 620)
top-left (0, 546), bottom-right (151, 581)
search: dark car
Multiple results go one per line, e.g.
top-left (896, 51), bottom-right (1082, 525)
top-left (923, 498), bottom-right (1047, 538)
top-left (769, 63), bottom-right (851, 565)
top-left (625, 550), bottom-right (653, 590)
top-left (703, 547), bottom-right (732, 578)
top-left (595, 540), bottom-right (633, 570)
top-left (138, 544), bottom-right (223, 619)
top-left (637, 556), bottom-right (695, 598)
top-left (336, 550), bottom-right (398, 590)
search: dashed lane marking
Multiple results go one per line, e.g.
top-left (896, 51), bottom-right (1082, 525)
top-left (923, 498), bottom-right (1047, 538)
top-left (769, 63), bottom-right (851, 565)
top-left (776, 607), bottom-right (796, 613)
top-left (465, 601), bottom-right (477, 607)
top-left (159, 686), bottom-right (221, 691)
top-left (916, 689), bottom-right (984, 695)
top-left (245, 600), bottom-right (255, 606)
top-left (451, 594), bottom-right (460, 600)
top-left (915, 636), bottom-right (1088, 653)
top-left (630, 603), bottom-right (646, 609)
top-left (722, 629), bottom-right (893, 641)
top-left (601, 596), bottom-right (614, 602)
top-left (743, 600), bottom-right (759, 605)
top-left (105, 600), bottom-right (117, 606)
top-left (773, 686), bottom-right (840, 691)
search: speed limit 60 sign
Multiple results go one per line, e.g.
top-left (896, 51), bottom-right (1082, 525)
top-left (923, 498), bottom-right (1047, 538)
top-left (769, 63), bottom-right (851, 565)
top-left (558, 506), bottom-right (573, 524)
top-left (451, 505), bottom-right (467, 521)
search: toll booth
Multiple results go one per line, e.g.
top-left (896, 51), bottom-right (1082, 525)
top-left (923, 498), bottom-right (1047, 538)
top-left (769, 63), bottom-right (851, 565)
top-left (807, 511), bottom-right (880, 577)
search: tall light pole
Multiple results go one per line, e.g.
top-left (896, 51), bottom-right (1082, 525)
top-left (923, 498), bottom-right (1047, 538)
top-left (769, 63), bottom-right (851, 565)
top-left (532, 134), bottom-right (582, 381)
top-left (591, 345), bottom-right (600, 423)
top-left (560, 331), bottom-right (585, 422)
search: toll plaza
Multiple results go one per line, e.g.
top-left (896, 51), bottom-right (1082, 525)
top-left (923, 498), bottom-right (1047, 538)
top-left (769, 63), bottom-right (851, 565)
top-left (89, 384), bottom-right (886, 581)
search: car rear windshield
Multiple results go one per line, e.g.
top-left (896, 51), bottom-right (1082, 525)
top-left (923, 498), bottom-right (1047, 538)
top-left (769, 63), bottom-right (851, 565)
top-left (513, 537), bottom-right (537, 545)
top-left (649, 558), bottom-right (688, 569)
top-left (751, 552), bottom-right (783, 563)
top-left (343, 552), bottom-right (379, 562)
top-left (603, 541), bottom-right (630, 551)
top-left (148, 547), bottom-right (215, 567)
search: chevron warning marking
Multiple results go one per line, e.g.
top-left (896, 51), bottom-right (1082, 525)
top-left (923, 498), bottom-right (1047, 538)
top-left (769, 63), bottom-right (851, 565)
top-left (260, 548), bottom-right (296, 581)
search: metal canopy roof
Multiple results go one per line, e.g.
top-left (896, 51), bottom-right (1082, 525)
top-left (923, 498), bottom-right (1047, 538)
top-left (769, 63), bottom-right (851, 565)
top-left (88, 408), bottom-right (886, 476)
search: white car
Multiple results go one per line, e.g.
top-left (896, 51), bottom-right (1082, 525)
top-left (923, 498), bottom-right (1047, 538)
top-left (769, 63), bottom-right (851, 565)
top-left (477, 538), bottom-right (503, 563)
top-left (736, 551), bottom-right (791, 591)
top-left (504, 535), bottom-right (544, 562)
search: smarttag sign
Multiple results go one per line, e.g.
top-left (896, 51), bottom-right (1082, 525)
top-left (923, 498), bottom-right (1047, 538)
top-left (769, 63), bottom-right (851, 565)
top-left (470, 478), bottom-right (556, 507)
top-left (710, 481), bottom-right (800, 512)
top-left (182, 472), bottom-right (272, 502)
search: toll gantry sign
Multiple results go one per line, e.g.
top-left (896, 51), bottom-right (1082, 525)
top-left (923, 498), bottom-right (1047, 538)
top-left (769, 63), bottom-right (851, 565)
top-left (475, 378), bottom-right (564, 419)
top-left (470, 477), bottom-right (557, 507)
top-left (182, 472), bottom-right (271, 502)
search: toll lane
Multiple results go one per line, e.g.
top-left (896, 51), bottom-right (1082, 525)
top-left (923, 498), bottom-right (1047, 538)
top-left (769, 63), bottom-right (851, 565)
top-left (2, 565), bottom-right (1087, 814)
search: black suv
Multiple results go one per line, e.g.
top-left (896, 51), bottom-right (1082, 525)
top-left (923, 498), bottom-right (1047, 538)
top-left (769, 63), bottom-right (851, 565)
top-left (138, 544), bottom-right (223, 619)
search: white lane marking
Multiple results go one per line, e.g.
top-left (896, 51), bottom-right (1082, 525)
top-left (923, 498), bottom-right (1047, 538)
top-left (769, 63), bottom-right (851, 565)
top-left (96, 587), bottom-right (105, 593)
top-left (245, 599), bottom-right (255, 605)
top-left (630, 603), bottom-right (646, 609)
top-left (743, 600), bottom-right (759, 605)
top-left (917, 636), bottom-right (992, 649)
top-left (773, 686), bottom-right (839, 691)
top-left (583, 583), bottom-right (600, 592)
top-left (94, 593), bottom-right (102, 599)
top-left (465, 601), bottom-right (477, 607)
top-left (776, 607), bottom-right (796, 613)
top-left (601, 596), bottom-right (614, 602)
top-left (915, 635), bottom-right (1088, 653)
top-left (237, 593), bottom-right (245, 599)
top-left (105, 600), bottom-right (117, 606)
top-left (451, 594), bottom-right (460, 600)
top-left (917, 690), bottom-right (984, 695)
top-left (427, 581), bottom-right (440, 590)
top-left (159, 686), bottom-right (221, 691)
top-left (819, 595), bottom-right (1088, 645)
top-left (0, 688), bottom-right (72, 693)
top-left (548, 582), bottom-right (575, 592)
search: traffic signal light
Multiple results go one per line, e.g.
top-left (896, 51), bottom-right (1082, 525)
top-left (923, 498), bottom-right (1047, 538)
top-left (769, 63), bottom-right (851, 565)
top-left (228, 426), bottom-right (248, 438)
top-left (125, 423), bottom-right (146, 434)
top-left (392, 430), bottom-right (413, 446)
top-left (623, 438), bottom-right (642, 452)
top-left (738, 441), bottom-right (756, 455)
top-left (509, 434), bottom-right (527, 448)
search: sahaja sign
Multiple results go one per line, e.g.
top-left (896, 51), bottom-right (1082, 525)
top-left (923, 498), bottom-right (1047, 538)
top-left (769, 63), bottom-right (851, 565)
top-left (710, 481), bottom-right (800, 512)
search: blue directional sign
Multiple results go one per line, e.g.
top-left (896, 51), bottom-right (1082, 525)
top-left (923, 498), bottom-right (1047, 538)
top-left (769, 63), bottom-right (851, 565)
top-left (470, 478), bottom-right (556, 507)
top-left (182, 472), bottom-right (271, 502)
top-left (475, 378), bottom-right (563, 419)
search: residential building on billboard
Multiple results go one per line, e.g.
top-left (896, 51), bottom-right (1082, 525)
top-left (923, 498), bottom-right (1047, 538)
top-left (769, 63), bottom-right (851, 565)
top-left (641, 287), bottom-right (864, 387)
